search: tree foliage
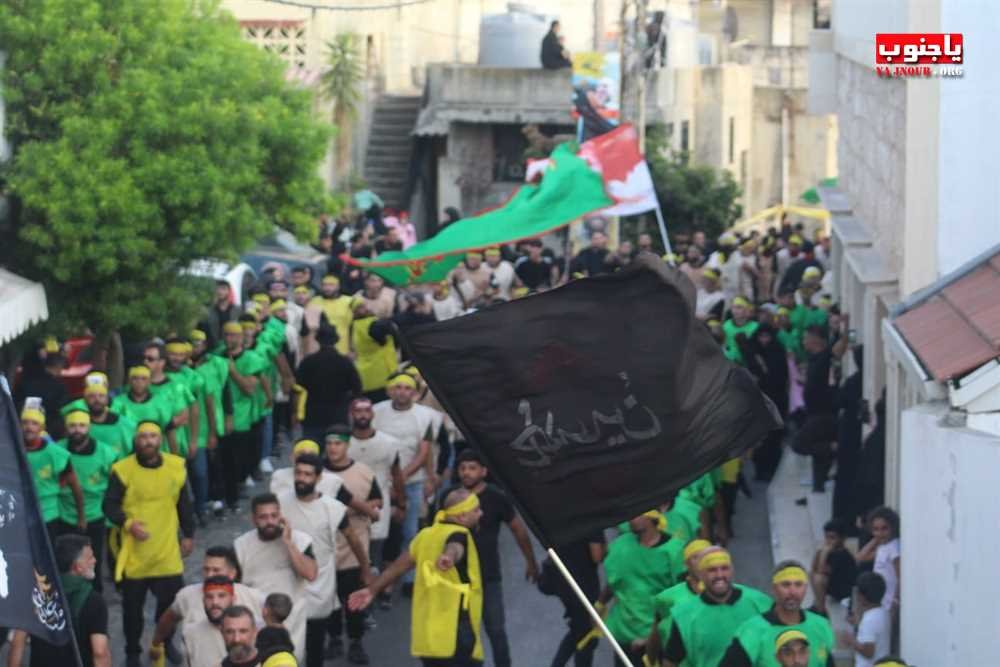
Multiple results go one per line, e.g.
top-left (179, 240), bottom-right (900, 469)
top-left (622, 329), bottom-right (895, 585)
top-left (320, 33), bottom-right (364, 171)
top-left (646, 125), bottom-right (742, 242)
top-left (0, 0), bottom-right (334, 336)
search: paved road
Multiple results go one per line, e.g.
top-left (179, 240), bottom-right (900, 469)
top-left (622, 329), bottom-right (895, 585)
top-left (4, 459), bottom-right (774, 666)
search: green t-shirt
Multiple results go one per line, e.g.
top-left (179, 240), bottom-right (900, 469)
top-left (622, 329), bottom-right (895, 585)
top-left (666, 496), bottom-right (703, 544)
top-left (224, 349), bottom-right (269, 433)
top-left (89, 412), bottom-right (136, 460)
top-left (777, 328), bottom-right (804, 362)
top-left (27, 443), bottom-right (72, 523)
top-left (249, 338), bottom-right (279, 421)
top-left (194, 354), bottom-right (229, 441)
top-left (732, 608), bottom-right (835, 667)
top-left (111, 392), bottom-right (174, 448)
top-left (654, 581), bottom-right (701, 645)
top-left (668, 585), bottom-right (773, 667)
top-left (679, 473), bottom-right (717, 510)
top-left (723, 319), bottom-right (759, 365)
top-left (604, 532), bottom-right (686, 644)
top-left (55, 438), bottom-right (118, 523)
top-left (150, 376), bottom-right (196, 456)
top-left (167, 366), bottom-right (206, 450)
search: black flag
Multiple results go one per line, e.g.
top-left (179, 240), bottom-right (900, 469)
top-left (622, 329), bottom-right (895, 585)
top-left (0, 382), bottom-right (76, 646)
top-left (400, 254), bottom-right (781, 546)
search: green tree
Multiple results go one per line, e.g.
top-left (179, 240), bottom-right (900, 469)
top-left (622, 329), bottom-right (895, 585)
top-left (646, 124), bottom-right (742, 242)
top-left (0, 0), bottom-right (334, 339)
top-left (320, 33), bottom-right (364, 178)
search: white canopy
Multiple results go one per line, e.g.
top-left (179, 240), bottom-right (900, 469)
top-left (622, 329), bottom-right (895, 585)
top-left (0, 268), bottom-right (48, 346)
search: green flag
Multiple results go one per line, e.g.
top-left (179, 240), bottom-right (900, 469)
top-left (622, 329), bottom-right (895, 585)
top-left (350, 143), bottom-right (614, 285)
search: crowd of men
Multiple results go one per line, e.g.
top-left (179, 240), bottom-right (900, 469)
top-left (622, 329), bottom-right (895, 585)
top-left (10, 212), bottom-right (906, 667)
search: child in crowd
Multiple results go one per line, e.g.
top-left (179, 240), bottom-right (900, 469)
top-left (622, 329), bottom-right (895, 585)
top-left (839, 572), bottom-right (891, 667)
top-left (810, 518), bottom-right (857, 615)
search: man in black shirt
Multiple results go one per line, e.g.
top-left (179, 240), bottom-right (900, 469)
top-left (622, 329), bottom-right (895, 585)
top-left (550, 532), bottom-right (606, 667)
top-left (295, 325), bottom-right (362, 444)
top-left (540, 20), bottom-right (572, 69)
top-left (569, 230), bottom-right (614, 277)
top-left (8, 534), bottom-right (111, 666)
top-left (456, 450), bottom-right (539, 667)
top-left (796, 323), bottom-right (849, 492)
top-left (14, 353), bottom-right (69, 440)
top-left (514, 239), bottom-right (560, 291)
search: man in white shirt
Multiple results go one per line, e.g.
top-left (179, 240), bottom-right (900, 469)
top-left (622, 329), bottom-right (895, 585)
top-left (234, 493), bottom-right (318, 664)
top-left (175, 576), bottom-right (233, 667)
top-left (430, 281), bottom-right (463, 321)
top-left (696, 268), bottom-right (727, 321)
top-left (484, 247), bottom-right (515, 301)
top-left (372, 373), bottom-right (441, 593)
top-left (277, 454), bottom-right (371, 667)
top-left (839, 572), bottom-right (891, 667)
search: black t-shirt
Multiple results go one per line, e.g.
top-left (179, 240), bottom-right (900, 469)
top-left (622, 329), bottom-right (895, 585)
top-left (472, 485), bottom-right (516, 583)
top-left (570, 247), bottom-right (612, 277)
top-left (295, 348), bottom-right (362, 427)
top-left (553, 531), bottom-right (605, 601)
top-left (804, 349), bottom-right (836, 415)
top-left (29, 591), bottom-right (107, 667)
top-left (514, 257), bottom-right (554, 289)
top-left (825, 547), bottom-right (857, 600)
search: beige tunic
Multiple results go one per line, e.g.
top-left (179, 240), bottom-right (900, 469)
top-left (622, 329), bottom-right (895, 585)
top-left (171, 582), bottom-right (265, 629)
top-left (349, 431), bottom-right (403, 540)
top-left (331, 461), bottom-right (375, 570)
top-left (181, 618), bottom-right (226, 667)
top-left (277, 491), bottom-right (347, 620)
top-left (234, 528), bottom-right (313, 663)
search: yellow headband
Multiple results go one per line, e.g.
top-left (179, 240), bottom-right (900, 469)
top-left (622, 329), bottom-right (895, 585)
top-left (44, 337), bottom-right (60, 354)
top-left (466, 251), bottom-right (483, 261)
top-left (84, 372), bottom-right (109, 395)
top-left (874, 663), bottom-right (907, 667)
top-left (698, 550), bottom-right (732, 571)
top-left (772, 565), bottom-right (808, 584)
top-left (435, 493), bottom-right (480, 523)
top-left (803, 267), bottom-right (821, 279)
top-left (262, 652), bottom-right (297, 667)
top-left (484, 248), bottom-right (501, 258)
top-left (165, 342), bottom-right (188, 355)
top-left (292, 439), bottom-right (321, 457)
top-left (732, 297), bottom-right (751, 308)
top-left (65, 411), bottom-right (91, 427)
top-left (21, 408), bottom-right (45, 426)
top-left (683, 539), bottom-right (712, 562)
top-left (128, 366), bottom-right (151, 380)
top-left (641, 509), bottom-right (668, 533)
top-left (388, 374), bottom-right (417, 389)
top-left (777, 307), bottom-right (790, 316)
top-left (293, 285), bottom-right (311, 295)
top-left (775, 629), bottom-right (809, 652)
top-left (240, 321), bottom-right (257, 331)
top-left (404, 366), bottom-right (421, 379)
top-left (136, 422), bottom-right (162, 436)
top-left (789, 235), bottom-right (803, 245)
top-left (707, 318), bottom-right (720, 327)
top-left (322, 275), bottom-right (340, 286)
top-left (703, 268), bottom-right (720, 280)
top-left (270, 299), bottom-right (287, 310)
top-left (252, 293), bottom-right (271, 304)
top-left (222, 322), bottom-right (243, 335)
top-left (190, 329), bottom-right (207, 342)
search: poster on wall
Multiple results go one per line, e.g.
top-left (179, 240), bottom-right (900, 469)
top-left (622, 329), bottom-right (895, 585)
top-left (572, 51), bottom-right (620, 141)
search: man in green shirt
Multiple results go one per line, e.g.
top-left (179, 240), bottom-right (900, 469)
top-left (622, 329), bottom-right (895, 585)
top-left (112, 366), bottom-right (175, 453)
top-left (54, 410), bottom-right (118, 591)
top-left (719, 561), bottom-right (835, 667)
top-left (145, 341), bottom-right (197, 459)
top-left (21, 406), bottom-right (85, 542)
top-left (723, 297), bottom-right (759, 365)
top-left (645, 538), bottom-right (713, 664)
top-left (191, 329), bottom-right (228, 519)
top-left (61, 371), bottom-right (136, 460)
top-left (599, 511), bottom-right (686, 665)
top-left (217, 321), bottom-right (268, 512)
top-left (662, 548), bottom-right (772, 667)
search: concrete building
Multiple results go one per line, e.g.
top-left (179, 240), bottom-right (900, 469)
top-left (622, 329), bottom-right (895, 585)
top-left (809, 1), bottom-right (1000, 663)
top-left (699, 0), bottom-right (838, 215)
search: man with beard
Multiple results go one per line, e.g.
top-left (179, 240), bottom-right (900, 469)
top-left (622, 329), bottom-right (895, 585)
top-left (454, 449), bottom-right (537, 667)
top-left (146, 341), bottom-right (197, 459)
top-left (349, 298), bottom-right (396, 405)
top-left (662, 548), bottom-right (772, 667)
top-left (308, 275), bottom-right (353, 354)
top-left (323, 429), bottom-right (381, 663)
top-left (234, 493), bottom-right (318, 664)
top-left (276, 454), bottom-right (371, 667)
top-left (166, 576), bottom-right (234, 667)
top-left (206, 280), bottom-right (242, 344)
top-left (22, 405), bottom-right (85, 541)
top-left (53, 410), bottom-right (118, 591)
top-left (102, 421), bottom-right (195, 667)
top-left (346, 399), bottom-right (404, 583)
top-left (112, 365), bottom-right (175, 450)
top-left (645, 539), bottom-right (713, 664)
top-left (150, 546), bottom-right (266, 650)
top-left (451, 251), bottom-right (493, 308)
top-left (720, 561), bottom-right (834, 666)
top-left (60, 371), bottom-right (136, 459)
top-left (600, 511), bottom-right (686, 666)
top-left (7, 535), bottom-right (111, 667)
top-left (221, 606), bottom-right (261, 667)
top-left (218, 321), bottom-right (269, 512)
top-left (348, 488), bottom-right (485, 667)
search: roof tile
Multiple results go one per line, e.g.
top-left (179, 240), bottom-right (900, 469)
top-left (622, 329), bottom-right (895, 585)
top-left (895, 295), bottom-right (998, 381)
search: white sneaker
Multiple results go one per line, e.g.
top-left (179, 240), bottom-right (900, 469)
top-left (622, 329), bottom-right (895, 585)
top-left (245, 475), bottom-right (255, 487)
top-left (259, 459), bottom-right (274, 474)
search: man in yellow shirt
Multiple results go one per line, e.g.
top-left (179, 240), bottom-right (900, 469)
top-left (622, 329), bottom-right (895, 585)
top-left (102, 421), bottom-right (195, 667)
top-left (348, 488), bottom-right (484, 666)
top-left (308, 275), bottom-right (353, 355)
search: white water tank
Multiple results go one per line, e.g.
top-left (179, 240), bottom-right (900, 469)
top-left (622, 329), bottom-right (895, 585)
top-left (478, 5), bottom-right (553, 68)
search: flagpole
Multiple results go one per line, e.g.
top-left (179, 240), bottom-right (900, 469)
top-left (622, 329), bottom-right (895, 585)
top-left (547, 547), bottom-right (636, 667)
top-left (653, 203), bottom-right (673, 256)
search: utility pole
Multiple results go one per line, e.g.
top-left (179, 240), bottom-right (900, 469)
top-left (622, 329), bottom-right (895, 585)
top-left (619, 0), bottom-right (650, 151)
top-left (593, 0), bottom-right (604, 50)
top-left (636, 0), bottom-right (648, 152)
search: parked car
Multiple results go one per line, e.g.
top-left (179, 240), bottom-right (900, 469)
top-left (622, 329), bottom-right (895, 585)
top-left (183, 260), bottom-right (257, 306)
top-left (241, 229), bottom-right (329, 288)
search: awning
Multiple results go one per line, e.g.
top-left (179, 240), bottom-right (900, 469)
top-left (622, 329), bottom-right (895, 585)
top-left (0, 269), bottom-right (48, 346)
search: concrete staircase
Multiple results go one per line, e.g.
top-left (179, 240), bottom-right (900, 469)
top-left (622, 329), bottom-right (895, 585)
top-left (363, 94), bottom-right (421, 211)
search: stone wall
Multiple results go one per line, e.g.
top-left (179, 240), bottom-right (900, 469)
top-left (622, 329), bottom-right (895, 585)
top-left (835, 56), bottom-right (906, 275)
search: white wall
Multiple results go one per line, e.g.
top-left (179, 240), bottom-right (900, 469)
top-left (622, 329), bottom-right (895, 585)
top-left (831, 0), bottom-right (908, 67)
top-left (936, 0), bottom-right (1000, 275)
top-left (899, 403), bottom-right (1000, 665)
